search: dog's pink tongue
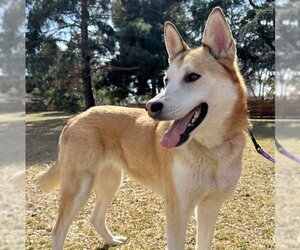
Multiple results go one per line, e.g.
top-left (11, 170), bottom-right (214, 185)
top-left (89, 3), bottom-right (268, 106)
top-left (160, 110), bottom-right (195, 148)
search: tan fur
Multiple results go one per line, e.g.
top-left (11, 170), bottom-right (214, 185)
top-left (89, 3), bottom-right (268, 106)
top-left (37, 162), bottom-right (60, 192)
top-left (37, 7), bottom-right (250, 250)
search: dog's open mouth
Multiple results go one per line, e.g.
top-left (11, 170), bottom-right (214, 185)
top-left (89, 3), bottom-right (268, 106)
top-left (160, 102), bottom-right (208, 148)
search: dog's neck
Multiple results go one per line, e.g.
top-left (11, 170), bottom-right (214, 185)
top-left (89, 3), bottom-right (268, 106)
top-left (189, 121), bottom-right (248, 150)
top-left (182, 133), bottom-right (244, 163)
top-left (224, 131), bottom-right (243, 142)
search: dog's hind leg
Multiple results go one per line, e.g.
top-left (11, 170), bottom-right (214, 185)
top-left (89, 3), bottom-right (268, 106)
top-left (90, 165), bottom-right (126, 246)
top-left (51, 174), bottom-right (94, 250)
top-left (195, 198), bottom-right (224, 250)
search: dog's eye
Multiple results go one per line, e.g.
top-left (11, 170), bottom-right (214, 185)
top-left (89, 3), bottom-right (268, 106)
top-left (184, 73), bottom-right (201, 83)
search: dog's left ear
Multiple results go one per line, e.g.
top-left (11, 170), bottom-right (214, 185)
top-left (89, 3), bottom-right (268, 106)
top-left (164, 22), bottom-right (189, 64)
top-left (203, 7), bottom-right (236, 61)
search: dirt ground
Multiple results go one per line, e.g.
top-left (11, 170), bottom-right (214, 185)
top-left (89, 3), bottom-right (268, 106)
top-left (25, 113), bottom-right (275, 249)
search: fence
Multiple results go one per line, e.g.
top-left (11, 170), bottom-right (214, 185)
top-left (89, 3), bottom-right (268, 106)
top-left (248, 99), bottom-right (300, 119)
top-left (247, 99), bottom-right (275, 119)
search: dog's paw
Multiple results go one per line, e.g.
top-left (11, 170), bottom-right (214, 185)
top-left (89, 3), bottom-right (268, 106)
top-left (106, 235), bottom-right (127, 245)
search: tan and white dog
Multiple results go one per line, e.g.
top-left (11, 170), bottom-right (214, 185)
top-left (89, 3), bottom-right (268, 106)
top-left (37, 7), bottom-right (250, 250)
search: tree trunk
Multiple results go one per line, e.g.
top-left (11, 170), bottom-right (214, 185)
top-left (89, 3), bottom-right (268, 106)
top-left (136, 76), bottom-right (148, 95)
top-left (81, 0), bottom-right (95, 109)
top-left (246, 80), bottom-right (257, 100)
top-left (151, 79), bottom-right (157, 97)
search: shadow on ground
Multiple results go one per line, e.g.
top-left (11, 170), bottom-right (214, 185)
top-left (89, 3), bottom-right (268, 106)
top-left (0, 120), bottom-right (25, 168)
top-left (251, 120), bottom-right (275, 139)
top-left (26, 118), bottom-right (69, 166)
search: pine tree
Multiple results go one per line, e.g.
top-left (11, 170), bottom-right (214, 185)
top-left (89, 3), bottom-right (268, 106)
top-left (26, 0), bottom-right (115, 110)
top-left (0, 0), bottom-right (25, 111)
top-left (95, 0), bottom-right (188, 105)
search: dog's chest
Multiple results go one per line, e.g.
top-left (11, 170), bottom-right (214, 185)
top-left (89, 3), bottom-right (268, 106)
top-left (172, 155), bottom-right (241, 203)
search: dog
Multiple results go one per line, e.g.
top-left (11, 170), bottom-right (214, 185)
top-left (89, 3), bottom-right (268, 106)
top-left (37, 7), bottom-right (250, 250)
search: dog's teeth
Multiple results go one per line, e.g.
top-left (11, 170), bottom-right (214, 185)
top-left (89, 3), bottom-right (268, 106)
top-left (192, 118), bottom-right (196, 123)
top-left (194, 112), bottom-right (200, 119)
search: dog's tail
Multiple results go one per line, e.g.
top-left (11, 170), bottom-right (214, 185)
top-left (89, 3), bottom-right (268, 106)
top-left (37, 161), bottom-right (60, 192)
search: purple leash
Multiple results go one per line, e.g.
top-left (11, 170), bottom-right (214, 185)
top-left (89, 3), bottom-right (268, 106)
top-left (275, 139), bottom-right (300, 164)
top-left (247, 129), bottom-right (275, 163)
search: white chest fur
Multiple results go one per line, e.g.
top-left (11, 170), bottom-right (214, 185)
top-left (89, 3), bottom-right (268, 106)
top-left (172, 146), bottom-right (243, 208)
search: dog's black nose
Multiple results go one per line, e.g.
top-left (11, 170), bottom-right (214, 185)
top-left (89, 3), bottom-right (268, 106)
top-left (145, 102), bottom-right (163, 118)
top-left (150, 102), bottom-right (163, 113)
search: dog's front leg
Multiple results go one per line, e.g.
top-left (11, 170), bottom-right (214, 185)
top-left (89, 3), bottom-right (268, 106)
top-left (166, 201), bottom-right (194, 250)
top-left (195, 198), bottom-right (224, 250)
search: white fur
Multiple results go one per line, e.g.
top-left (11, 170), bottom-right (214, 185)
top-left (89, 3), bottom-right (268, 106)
top-left (149, 60), bottom-right (238, 148)
top-left (169, 134), bottom-right (244, 250)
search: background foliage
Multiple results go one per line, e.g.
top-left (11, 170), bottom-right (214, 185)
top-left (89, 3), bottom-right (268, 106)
top-left (26, 0), bottom-right (275, 111)
top-left (0, 0), bottom-right (25, 112)
top-left (276, 0), bottom-right (300, 100)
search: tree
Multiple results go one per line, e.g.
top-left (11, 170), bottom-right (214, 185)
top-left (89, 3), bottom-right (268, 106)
top-left (95, 0), bottom-right (189, 105)
top-left (0, 0), bottom-right (25, 111)
top-left (239, 0), bottom-right (275, 100)
top-left (26, 0), bottom-right (275, 109)
top-left (276, 0), bottom-right (300, 100)
top-left (26, 0), bottom-right (115, 110)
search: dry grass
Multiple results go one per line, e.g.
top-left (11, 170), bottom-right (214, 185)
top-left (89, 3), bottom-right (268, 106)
top-left (0, 113), bottom-right (25, 250)
top-left (26, 113), bottom-right (275, 249)
top-left (0, 165), bottom-right (25, 250)
top-left (276, 120), bottom-right (300, 249)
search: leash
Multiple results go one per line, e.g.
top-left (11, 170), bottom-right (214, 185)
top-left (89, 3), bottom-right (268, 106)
top-left (246, 129), bottom-right (275, 163)
top-left (275, 139), bottom-right (300, 164)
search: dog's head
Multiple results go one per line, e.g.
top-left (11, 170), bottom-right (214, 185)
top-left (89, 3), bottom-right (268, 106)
top-left (146, 7), bottom-right (249, 149)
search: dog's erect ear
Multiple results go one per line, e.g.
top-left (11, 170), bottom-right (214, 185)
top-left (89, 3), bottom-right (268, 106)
top-left (164, 22), bottom-right (189, 64)
top-left (202, 7), bottom-right (235, 60)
